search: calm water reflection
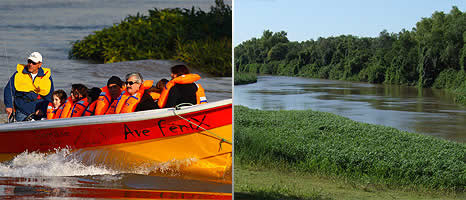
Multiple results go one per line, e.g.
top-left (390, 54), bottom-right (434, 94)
top-left (234, 76), bottom-right (466, 143)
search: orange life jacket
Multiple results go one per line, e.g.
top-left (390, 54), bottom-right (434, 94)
top-left (195, 83), bottom-right (207, 104)
top-left (59, 97), bottom-right (89, 118)
top-left (83, 100), bottom-right (98, 116)
top-left (94, 85), bottom-right (125, 115)
top-left (106, 80), bottom-right (154, 114)
top-left (46, 102), bottom-right (56, 119)
top-left (157, 74), bottom-right (207, 108)
top-left (94, 86), bottom-right (111, 115)
top-left (52, 101), bottom-right (65, 119)
top-left (149, 92), bottom-right (160, 101)
top-left (57, 97), bottom-right (73, 119)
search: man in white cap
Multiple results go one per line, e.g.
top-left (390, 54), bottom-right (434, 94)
top-left (4, 52), bottom-right (54, 122)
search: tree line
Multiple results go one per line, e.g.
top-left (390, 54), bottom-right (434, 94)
top-left (235, 6), bottom-right (466, 102)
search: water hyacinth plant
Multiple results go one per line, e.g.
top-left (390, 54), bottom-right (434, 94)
top-left (234, 106), bottom-right (466, 192)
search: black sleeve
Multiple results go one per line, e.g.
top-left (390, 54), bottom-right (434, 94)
top-left (165, 87), bottom-right (178, 108)
top-left (165, 84), bottom-right (197, 108)
top-left (135, 92), bottom-right (156, 112)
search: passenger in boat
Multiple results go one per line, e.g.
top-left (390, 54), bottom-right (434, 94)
top-left (146, 78), bottom-right (169, 103)
top-left (4, 52), bottom-right (54, 122)
top-left (106, 72), bottom-right (156, 114)
top-left (93, 76), bottom-right (124, 115)
top-left (157, 65), bottom-right (207, 108)
top-left (83, 87), bottom-right (102, 116)
top-left (156, 78), bottom-right (169, 92)
top-left (58, 84), bottom-right (89, 118)
top-left (46, 90), bottom-right (67, 119)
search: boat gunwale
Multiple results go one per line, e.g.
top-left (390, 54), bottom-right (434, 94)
top-left (0, 99), bottom-right (232, 133)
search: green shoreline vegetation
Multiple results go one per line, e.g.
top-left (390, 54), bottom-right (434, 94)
top-left (70, 0), bottom-right (231, 77)
top-left (234, 72), bottom-right (257, 85)
top-left (234, 7), bottom-right (466, 105)
top-left (234, 106), bottom-right (466, 199)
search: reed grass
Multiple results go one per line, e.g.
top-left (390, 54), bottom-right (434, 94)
top-left (234, 106), bottom-right (466, 192)
top-left (234, 72), bottom-right (257, 85)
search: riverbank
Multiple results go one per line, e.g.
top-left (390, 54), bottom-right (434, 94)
top-left (234, 106), bottom-right (466, 197)
top-left (235, 163), bottom-right (465, 200)
top-left (234, 72), bottom-right (257, 85)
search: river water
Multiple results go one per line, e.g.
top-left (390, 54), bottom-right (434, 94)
top-left (0, 0), bottom-right (232, 198)
top-left (234, 76), bottom-right (466, 143)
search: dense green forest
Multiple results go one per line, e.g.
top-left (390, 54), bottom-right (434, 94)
top-left (235, 7), bottom-right (466, 104)
top-left (70, 0), bottom-right (231, 76)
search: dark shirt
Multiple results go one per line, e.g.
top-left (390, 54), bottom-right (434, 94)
top-left (165, 83), bottom-right (197, 108)
top-left (135, 91), bottom-right (156, 112)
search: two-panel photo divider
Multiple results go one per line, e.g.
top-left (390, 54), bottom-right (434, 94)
top-left (0, 0), bottom-right (465, 200)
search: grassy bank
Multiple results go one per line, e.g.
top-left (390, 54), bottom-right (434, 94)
top-left (70, 0), bottom-right (231, 76)
top-left (234, 162), bottom-right (466, 200)
top-left (234, 72), bottom-right (257, 85)
top-left (235, 163), bottom-right (465, 200)
top-left (234, 106), bottom-right (466, 193)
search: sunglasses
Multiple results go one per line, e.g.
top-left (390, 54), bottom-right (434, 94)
top-left (125, 81), bottom-right (139, 86)
top-left (27, 60), bottom-right (38, 65)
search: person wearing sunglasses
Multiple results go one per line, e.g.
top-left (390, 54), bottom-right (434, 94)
top-left (106, 72), bottom-right (156, 114)
top-left (4, 52), bottom-right (54, 122)
top-left (157, 65), bottom-right (207, 108)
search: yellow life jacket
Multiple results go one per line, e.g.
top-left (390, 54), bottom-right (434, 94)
top-left (14, 64), bottom-right (51, 96)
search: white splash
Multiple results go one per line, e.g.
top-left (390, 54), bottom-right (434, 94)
top-left (0, 148), bottom-right (116, 177)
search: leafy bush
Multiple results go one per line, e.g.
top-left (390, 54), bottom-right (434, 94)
top-left (433, 69), bottom-right (466, 105)
top-left (175, 37), bottom-right (231, 77)
top-left (70, 0), bottom-right (231, 76)
top-left (235, 72), bottom-right (257, 85)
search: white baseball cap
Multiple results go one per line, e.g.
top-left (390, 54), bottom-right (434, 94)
top-left (28, 52), bottom-right (42, 63)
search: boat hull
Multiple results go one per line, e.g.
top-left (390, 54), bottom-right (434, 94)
top-left (0, 100), bottom-right (232, 183)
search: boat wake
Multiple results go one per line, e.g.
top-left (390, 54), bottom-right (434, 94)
top-left (0, 148), bottom-right (116, 177)
top-left (0, 148), bottom-right (204, 179)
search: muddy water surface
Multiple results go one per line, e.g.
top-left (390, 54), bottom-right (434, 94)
top-left (234, 76), bottom-right (465, 143)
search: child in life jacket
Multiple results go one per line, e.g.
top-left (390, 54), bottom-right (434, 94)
top-left (46, 90), bottom-right (67, 119)
top-left (146, 78), bottom-right (169, 103)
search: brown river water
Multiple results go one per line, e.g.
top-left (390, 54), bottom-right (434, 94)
top-left (234, 76), bottom-right (465, 143)
top-left (0, 0), bottom-right (232, 199)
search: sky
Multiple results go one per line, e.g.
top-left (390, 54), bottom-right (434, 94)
top-left (233, 0), bottom-right (466, 46)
